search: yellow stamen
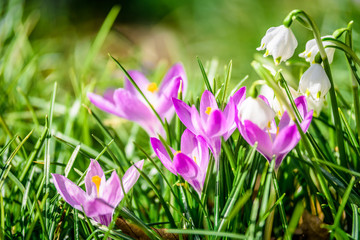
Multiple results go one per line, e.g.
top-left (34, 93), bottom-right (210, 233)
top-left (267, 121), bottom-right (273, 142)
top-left (305, 89), bottom-right (310, 97)
top-left (193, 156), bottom-right (197, 164)
top-left (265, 49), bottom-right (269, 56)
top-left (307, 52), bottom-right (312, 58)
top-left (316, 91), bottom-right (321, 99)
top-left (147, 82), bottom-right (158, 93)
top-left (91, 175), bottom-right (102, 197)
top-left (276, 126), bottom-right (279, 136)
top-left (277, 110), bottom-right (282, 117)
top-left (175, 150), bottom-right (181, 156)
top-left (205, 107), bottom-right (212, 115)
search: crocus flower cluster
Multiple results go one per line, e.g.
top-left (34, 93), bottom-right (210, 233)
top-left (88, 63), bottom-right (187, 137)
top-left (52, 160), bottom-right (144, 226)
top-left (236, 95), bottom-right (313, 167)
top-left (172, 88), bottom-right (246, 160)
top-left (151, 129), bottom-right (210, 194)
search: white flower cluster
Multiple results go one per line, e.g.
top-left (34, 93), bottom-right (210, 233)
top-left (257, 25), bottom-right (334, 116)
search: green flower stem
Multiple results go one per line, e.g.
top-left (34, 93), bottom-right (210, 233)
top-left (272, 171), bottom-right (289, 240)
top-left (257, 159), bottom-right (275, 239)
top-left (344, 22), bottom-right (360, 144)
top-left (253, 61), bottom-right (337, 219)
top-left (285, 10), bottom-right (346, 166)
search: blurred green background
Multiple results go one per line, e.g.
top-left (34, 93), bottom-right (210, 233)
top-left (1, 0), bottom-right (360, 142)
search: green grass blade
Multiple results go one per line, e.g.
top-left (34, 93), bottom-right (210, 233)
top-left (81, 5), bottom-right (120, 79)
top-left (197, 56), bottom-right (213, 94)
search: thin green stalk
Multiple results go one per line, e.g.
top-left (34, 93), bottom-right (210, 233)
top-left (197, 56), bottom-right (214, 94)
top-left (330, 177), bottom-right (356, 239)
top-left (256, 159), bottom-right (275, 239)
top-left (272, 172), bottom-right (289, 240)
top-left (0, 193), bottom-right (4, 240)
top-left (221, 60), bottom-right (232, 109)
top-left (285, 10), bottom-right (346, 165)
top-left (351, 204), bottom-right (359, 239)
top-left (344, 21), bottom-right (360, 144)
top-left (19, 116), bottom-right (48, 181)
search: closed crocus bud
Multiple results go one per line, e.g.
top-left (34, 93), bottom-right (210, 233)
top-left (238, 97), bottom-right (276, 129)
top-left (257, 25), bottom-right (298, 65)
top-left (299, 64), bottom-right (331, 101)
top-left (299, 35), bottom-right (335, 64)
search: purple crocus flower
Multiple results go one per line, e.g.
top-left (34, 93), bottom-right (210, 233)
top-left (52, 159), bottom-right (144, 226)
top-left (236, 95), bottom-right (313, 167)
top-left (88, 63), bottom-right (187, 137)
top-left (172, 87), bottom-right (246, 160)
top-left (150, 129), bottom-right (210, 194)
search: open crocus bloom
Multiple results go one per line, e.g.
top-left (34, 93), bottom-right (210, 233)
top-left (150, 129), bottom-right (209, 194)
top-left (88, 63), bottom-right (187, 137)
top-left (172, 87), bottom-right (246, 159)
top-left (299, 35), bottom-right (335, 64)
top-left (257, 25), bottom-right (298, 65)
top-left (236, 95), bottom-right (313, 167)
top-left (52, 160), bottom-right (144, 226)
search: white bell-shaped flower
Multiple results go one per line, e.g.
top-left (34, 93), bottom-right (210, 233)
top-left (299, 64), bottom-right (331, 101)
top-left (306, 95), bottom-right (326, 116)
top-left (257, 25), bottom-right (298, 65)
top-left (238, 97), bottom-right (275, 129)
top-left (299, 35), bottom-right (335, 64)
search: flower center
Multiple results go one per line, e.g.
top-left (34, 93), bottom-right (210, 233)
top-left (174, 150), bottom-right (181, 156)
top-left (193, 156), bottom-right (197, 164)
top-left (147, 82), bottom-right (158, 93)
top-left (91, 175), bottom-right (102, 197)
top-left (205, 107), bottom-right (212, 115)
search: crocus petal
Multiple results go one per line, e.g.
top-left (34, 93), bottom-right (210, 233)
top-left (232, 87), bottom-right (246, 109)
top-left (222, 98), bottom-right (236, 140)
top-left (83, 198), bottom-right (115, 218)
top-left (52, 173), bottom-right (88, 212)
top-left (121, 160), bottom-right (144, 195)
top-left (197, 135), bottom-right (210, 172)
top-left (294, 96), bottom-right (314, 133)
top-left (87, 92), bottom-right (125, 118)
top-left (190, 105), bottom-right (204, 135)
top-left (200, 90), bottom-right (219, 122)
top-left (85, 159), bottom-right (106, 198)
top-left (172, 98), bottom-right (197, 134)
top-left (102, 171), bottom-right (123, 207)
top-left (113, 89), bottom-right (161, 136)
top-left (156, 77), bottom-right (181, 119)
top-left (242, 120), bottom-right (273, 161)
top-left (206, 109), bottom-right (225, 137)
top-left (151, 138), bottom-right (177, 175)
top-left (180, 129), bottom-right (198, 156)
top-left (294, 96), bottom-right (308, 118)
top-left (173, 153), bottom-right (203, 193)
top-left (159, 63), bottom-right (187, 96)
top-left (103, 89), bottom-right (116, 103)
top-left (92, 214), bottom-right (112, 226)
top-left (272, 124), bottom-right (299, 167)
top-left (124, 70), bottom-right (150, 96)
